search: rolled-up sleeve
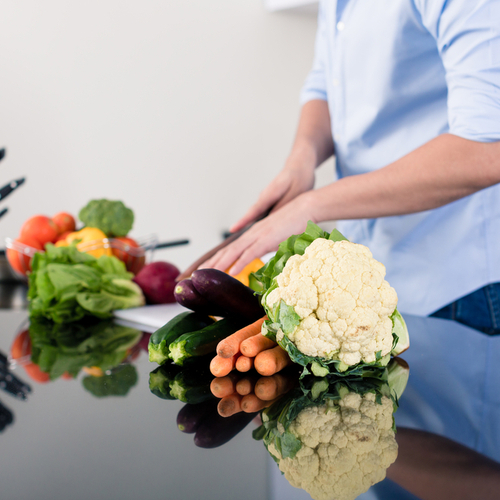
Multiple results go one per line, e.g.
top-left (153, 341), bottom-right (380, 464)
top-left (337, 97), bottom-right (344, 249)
top-left (419, 0), bottom-right (500, 142)
top-left (299, 1), bottom-right (329, 105)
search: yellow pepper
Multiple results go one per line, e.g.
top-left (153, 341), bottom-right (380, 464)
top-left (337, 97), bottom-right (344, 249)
top-left (228, 258), bottom-right (265, 287)
top-left (55, 227), bottom-right (112, 258)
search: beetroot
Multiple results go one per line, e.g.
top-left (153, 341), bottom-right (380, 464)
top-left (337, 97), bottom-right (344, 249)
top-left (133, 261), bottom-right (180, 304)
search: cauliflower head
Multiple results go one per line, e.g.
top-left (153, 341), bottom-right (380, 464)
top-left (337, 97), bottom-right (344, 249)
top-left (269, 391), bottom-right (398, 500)
top-left (265, 238), bottom-right (398, 368)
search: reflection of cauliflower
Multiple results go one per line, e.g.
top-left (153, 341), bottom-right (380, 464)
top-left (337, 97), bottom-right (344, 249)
top-left (268, 391), bottom-right (398, 500)
top-left (265, 238), bottom-right (398, 368)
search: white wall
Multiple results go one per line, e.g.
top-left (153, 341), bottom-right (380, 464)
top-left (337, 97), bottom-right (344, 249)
top-left (0, 1), bottom-right (328, 272)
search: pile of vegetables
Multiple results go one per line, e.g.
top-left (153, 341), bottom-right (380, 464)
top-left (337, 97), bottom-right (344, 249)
top-left (148, 268), bottom-right (265, 366)
top-left (6, 199), bottom-right (146, 276)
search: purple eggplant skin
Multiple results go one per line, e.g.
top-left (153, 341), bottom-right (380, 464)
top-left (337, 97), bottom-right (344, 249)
top-left (191, 269), bottom-right (264, 322)
top-left (177, 400), bottom-right (218, 434)
top-left (194, 410), bottom-right (257, 448)
top-left (174, 279), bottom-right (227, 316)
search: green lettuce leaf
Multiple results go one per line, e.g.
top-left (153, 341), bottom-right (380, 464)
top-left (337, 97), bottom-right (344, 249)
top-left (28, 244), bottom-right (144, 323)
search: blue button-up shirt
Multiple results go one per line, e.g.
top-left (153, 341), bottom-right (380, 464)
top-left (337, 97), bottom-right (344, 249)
top-left (301, 0), bottom-right (500, 316)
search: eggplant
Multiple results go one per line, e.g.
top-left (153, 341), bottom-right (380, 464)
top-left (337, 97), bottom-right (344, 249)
top-left (174, 279), bottom-right (227, 317)
top-left (191, 269), bottom-right (264, 321)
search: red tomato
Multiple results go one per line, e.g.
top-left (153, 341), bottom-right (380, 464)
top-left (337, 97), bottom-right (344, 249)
top-left (112, 237), bottom-right (145, 273)
top-left (20, 215), bottom-right (59, 246)
top-left (55, 230), bottom-right (72, 243)
top-left (6, 235), bottom-right (43, 275)
top-left (52, 212), bottom-right (76, 234)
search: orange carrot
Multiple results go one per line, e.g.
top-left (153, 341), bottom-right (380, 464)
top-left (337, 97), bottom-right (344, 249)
top-left (254, 345), bottom-right (292, 376)
top-left (240, 394), bottom-right (277, 413)
top-left (240, 332), bottom-right (276, 357)
top-left (254, 373), bottom-right (294, 401)
top-left (210, 375), bottom-right (237, 398)
top-left (218, 393), bottom-right (242, 417)
top-left (235, 376), bottom-right (256, 396)
top-left (210, 353), bottom-right (239, 377)
top-left (235, 355), bottom-right (254, 372)
top-left (216, 316), bottom-right (267, 358)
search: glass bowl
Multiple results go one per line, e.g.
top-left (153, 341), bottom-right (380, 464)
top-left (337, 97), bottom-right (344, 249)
top-left (5, 234), bottom-right (158, 278)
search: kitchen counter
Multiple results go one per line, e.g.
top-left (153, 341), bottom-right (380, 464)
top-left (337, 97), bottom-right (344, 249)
top-left (0, 308), bottom-right (499, 500)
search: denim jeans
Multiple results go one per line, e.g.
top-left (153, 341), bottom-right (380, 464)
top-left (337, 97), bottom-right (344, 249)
top-left (429, 283), bottom-right (500, 335)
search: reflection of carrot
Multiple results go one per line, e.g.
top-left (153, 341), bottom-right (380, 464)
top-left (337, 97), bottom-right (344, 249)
top-left (240, 333), bottom-right (276, 358)
top-left (254, 345), bottom-right (292, 376)
top-left (218, 393), bottom-right (242, 417)
top-left (216, 316), bottom-right (266, 359)
top-left (235, 355), bottom-right (253, 372)
top-left (210, 354), bottom-right (239, 377)
top-left (235, 376), bottom-right (256, 396)
top-left (240, 394), bottom-right (276, 413)
top-left (255, 374), bottom-right (293, 401)
top-left (210, 375), bottom-right (236, 398)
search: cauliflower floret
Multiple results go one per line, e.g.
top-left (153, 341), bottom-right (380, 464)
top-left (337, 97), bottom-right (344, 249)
top-left (274, 393), bottom-right (398, 500)
top-left (268, 239), bottom-right (398, 367)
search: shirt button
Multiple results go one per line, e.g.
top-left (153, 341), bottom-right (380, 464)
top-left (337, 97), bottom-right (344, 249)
top-left (337, 21), bottom-right (345, 31)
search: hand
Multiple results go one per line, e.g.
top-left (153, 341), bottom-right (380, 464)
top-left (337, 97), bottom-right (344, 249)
top-left (229, 162), bottom-right (315, 234)
top-left (201, 192), bottom-right (316, 275)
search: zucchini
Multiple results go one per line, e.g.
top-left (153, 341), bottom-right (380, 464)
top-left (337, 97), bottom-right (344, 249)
top-left (191, 269), bottom-right (264, 321)
top-left (169, 317), bottom-right (243, 366)
top-left (148, 311), bottom-right (215, 365)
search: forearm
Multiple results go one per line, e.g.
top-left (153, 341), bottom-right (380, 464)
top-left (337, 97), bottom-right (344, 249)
top-left (285, 99), bottom-right (335, 173)
top-left (308, 133), bottom-right (500, 222)
top-left (387, 428), bottom-right (500, 500)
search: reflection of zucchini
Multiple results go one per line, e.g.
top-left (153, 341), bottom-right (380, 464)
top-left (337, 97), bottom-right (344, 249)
top-left (149, 363), bottom-right (182, 400)
top-left (148, 311), bottom-right (215, 365)
top-left (169, 318), bottom-right (242, 366)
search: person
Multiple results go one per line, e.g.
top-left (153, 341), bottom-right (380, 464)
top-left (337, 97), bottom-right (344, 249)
top-left (202, 0), bottom-right (500, 332)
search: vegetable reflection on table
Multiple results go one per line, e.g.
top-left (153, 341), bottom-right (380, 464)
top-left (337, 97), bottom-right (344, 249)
top-left (9, 317), bottom-right (147, 398)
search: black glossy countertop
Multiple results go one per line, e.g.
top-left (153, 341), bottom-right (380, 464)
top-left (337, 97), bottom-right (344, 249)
top-left (1, 307), bottom-right (499, 500)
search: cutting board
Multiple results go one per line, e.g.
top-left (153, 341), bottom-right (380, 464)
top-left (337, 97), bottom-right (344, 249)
top-left (113, 303), bottom-right (188, 333)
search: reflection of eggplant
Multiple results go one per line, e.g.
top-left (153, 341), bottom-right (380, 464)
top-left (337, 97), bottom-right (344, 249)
top-left (194, 410), bottom-right (256, 448)
top-left (176, 400), bottom-right (218, 434)
top-left (0, 401), bottom-right (14, 432)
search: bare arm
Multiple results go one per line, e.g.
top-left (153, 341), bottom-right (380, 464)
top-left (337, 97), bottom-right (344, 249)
top-left (229, 99), bottom-right (334, 232)
top-left (204, 133), bottom-right (500, 274)
top-left (308, 133), bottom-right (500, 222)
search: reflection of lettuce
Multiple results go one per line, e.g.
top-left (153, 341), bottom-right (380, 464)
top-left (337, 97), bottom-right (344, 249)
top-left (82, 364), bottom-right (138, 398)
top-left (28, 244), bottom-right (145, 323)
top-left (28, 317), bottom-right (142, 380)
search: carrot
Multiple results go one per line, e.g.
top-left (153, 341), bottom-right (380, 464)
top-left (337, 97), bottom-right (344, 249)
top-left (210, 375), bottom-right (237, 398)
top-left (210, 353), bottom-right (239, 377)
top-left (235, 376), bottom-right (256, 396)
top-left (254, 345), bottom-right (292, 376)
top-left (240, 332), bottom-right (276, 357)
top-left (254, 373), bottom-right (294, 401)
top-left (218, 393), bottom-right (242, 417)
top-left (216, 316), bottom-right (266, 359)
top-left (240, 394), bottom-right (277, 413)
top-left (235, 355), bottom-right (254, 372)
